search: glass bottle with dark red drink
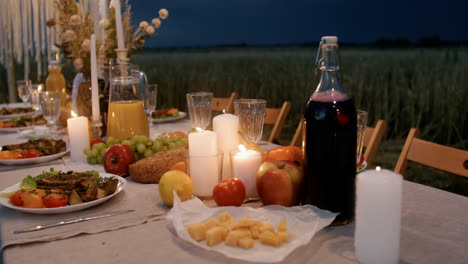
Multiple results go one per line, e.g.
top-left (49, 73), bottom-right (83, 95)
top-left (300, 36), bottom-right (357, 225)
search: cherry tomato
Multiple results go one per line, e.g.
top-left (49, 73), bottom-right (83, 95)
top-left (43, 191), bottom-right (69, 208)
top-left (90, 138), bottom-right (105, 148)
top-left (103, 144), bottom-right (135, 176)
top-left (9, 189), bottom-right (26, 206)
top-left (213, 178), bottom-right (246, 207)
top-left (24, 149), bottom-right (39, 158)
top-left (356, 153), bottom-right (365, 167)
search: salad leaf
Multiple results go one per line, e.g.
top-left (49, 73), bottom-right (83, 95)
top-left (20, 168), bottom-right (61, 189)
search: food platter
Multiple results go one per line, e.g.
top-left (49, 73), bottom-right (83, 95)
top-left (0, 173), bottom-right (127, 214)
top-left (152, 111), bottom-right (187, 124)
top-left (0, 150), bottom-right (69, 165)
top-left (0, 109), bottom-right (41, 120)
top-left (356, 160), bottom-right (367, 173)
top-left (0, 125), bottom-right (36, 133)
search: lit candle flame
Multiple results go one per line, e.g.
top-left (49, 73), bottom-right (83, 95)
top-left (71, 111), bottom-right (78, 118)
top-left (376, 166), bottom-right (381, 171)
top-left (38, 84), bottom-right (43, 92)
top-left (223, 109), bottom-right (226, 114)
top-left (196, 127), bottom-right (204, 132)
top-left (238, 144), bottom-right (247, 152)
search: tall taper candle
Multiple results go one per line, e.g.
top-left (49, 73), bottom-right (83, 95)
top-left (90, 34), bottom-right (100, 122)
top-left (110, 0), bottom-right (125, 49)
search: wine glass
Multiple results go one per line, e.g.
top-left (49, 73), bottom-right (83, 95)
top-left (144, 84), bottom-right (158, 124)
top-left (186, 92), bottom-right (213, 129)
top-left (234, 99), bottom-right (266, 143)
top-left (16, 80), bottom-right (31, 103)
top-left (39, 91), bottom-right (61, 138)
top-left (29, 84), bottom-right (44, 111)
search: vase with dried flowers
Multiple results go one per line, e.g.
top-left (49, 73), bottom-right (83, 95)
top-left (48, 0), bottom-right (169, 125)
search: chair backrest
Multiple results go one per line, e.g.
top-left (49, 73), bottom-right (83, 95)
top-left (264, 101), bottom-right (292, 144)
top-left (290, 119), bottom-right (387, 166)
top-left (212, 92), bottom-right (238, 113)
top-left (394, 128), bottom-right (468, 178)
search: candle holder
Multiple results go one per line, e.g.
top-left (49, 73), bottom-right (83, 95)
top-left (91, 116), bottom-right (103, 139)
top-left (115, 48), bottom-right (129, 65)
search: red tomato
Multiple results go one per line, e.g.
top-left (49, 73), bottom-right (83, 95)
top-left (24, 149), bottom-right (39, 158)
top-left (356, 153), bottom-right (365, 167)
top-left (103, 144), bottom-right (135, 176)
top-left (43, 191), bottom-right (69, 208)
top-left (213, 178), bottom-right (246, 207)
top-left (90, 138), bottom-right (105, 148)
top-left (9, 189), bottom-right (26, 206)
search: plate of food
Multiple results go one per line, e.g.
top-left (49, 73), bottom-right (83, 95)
top-left (0, 170), bottom-right (127, 214)
top-left (0, 138), bottom-right (68, 165)
top-left (0, 106), bottom-right (40, 120)
top-left (356, 160), bottom-right (367, 173)
top-left (0, 115), bottom-right (47, 133)
top-left (152, 108), bottom-right (187, 123)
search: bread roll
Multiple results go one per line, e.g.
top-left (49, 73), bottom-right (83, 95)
top-left (129, 146), bottom-right (186, 183)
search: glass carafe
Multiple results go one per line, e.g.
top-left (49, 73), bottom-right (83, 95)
top-left (106, 64), bottom-right (149, 140)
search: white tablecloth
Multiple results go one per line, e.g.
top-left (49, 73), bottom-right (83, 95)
top-left (1, 118), bottom-right (468, 264)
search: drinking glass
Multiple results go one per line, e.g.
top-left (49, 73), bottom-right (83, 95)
top-left (16, 80), bottom-right (31, 103)
top-left (30, 84), bottom-right (44, 111)
top-left (40, 91), bottom-right (62, 138)
top-left (186, 92), bottom-right (213, 129)
top-left (356, 110), bottom-right (368, 163)
top-left (144, 84), bottom-right (158, 123)
top-left (234, 99), bottom-right (266, 143)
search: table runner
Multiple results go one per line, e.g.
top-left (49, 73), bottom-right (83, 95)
top-left (0, 162), bottom-right (168, 250)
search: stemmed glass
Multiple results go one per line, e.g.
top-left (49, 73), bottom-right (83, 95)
top-left (29, 84), bottom-right (44, 111)
top-left (16, 80), bottom-right (31, 103)
top-left (39, 91), bottom-right (62, 138)
top-left (234, 99), bottom-right (266, 143)
top-left (144, 84), bottom-right (158, 124)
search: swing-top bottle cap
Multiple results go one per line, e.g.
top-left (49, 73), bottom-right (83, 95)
top-left (321, 36), bottom-right (338, 44)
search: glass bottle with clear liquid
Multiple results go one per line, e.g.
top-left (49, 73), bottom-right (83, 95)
top-left (300, 36), bottom-right (357, 225)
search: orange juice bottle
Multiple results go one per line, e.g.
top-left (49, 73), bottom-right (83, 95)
top-left (107, 100), bottom-right (149, 140)
top-left (45, 60), bottom-right (67, 107)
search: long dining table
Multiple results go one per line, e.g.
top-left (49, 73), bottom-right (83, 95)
top-left (1, 118), bottom-right (467, 264)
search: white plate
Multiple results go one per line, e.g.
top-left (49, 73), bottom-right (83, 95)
top-left (0, 125), bottom-right (37, 133)
top-left (356, 160), bottom-right (367, 173)
top-left (152, 111), bottom-right (187, 123)
top-left (0, 173), bottom-right (127, 214)
top-left (0, 110), bottom-right (40, 120)
top-left (0, 150), bottom-right (69, 165)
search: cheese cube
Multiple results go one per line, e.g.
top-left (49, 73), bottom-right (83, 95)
top-left (277, 220), bottom-right (287, 232)
top-left (187, 222), bottom-right (206, 241)
top-left (204, 218), bottom-right (220, 231)
top-left (206, 226), bottom-right (228, 246)
top-left (259, 231), bottom-right (282, 247)
top-left (238, 237), bottom-right (255, 249)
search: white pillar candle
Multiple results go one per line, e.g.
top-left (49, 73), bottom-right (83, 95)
top-left (188, 130), bottom-right (219, 197)
top-left (355, 168), bottom-right (402, 264)
top-left (90, 34), bottom-right (100, 122)
top-left (67, 113), bottom-right (90, 162)
top-left (231, 145), bottom-right (262, 197)
top-left (213, 113), bottom-right (239, 179)
top-left (110, 0), bottom-right (125, 49)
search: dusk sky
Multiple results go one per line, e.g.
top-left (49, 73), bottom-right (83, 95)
top-left (131, 0), bottom-right (468, 48)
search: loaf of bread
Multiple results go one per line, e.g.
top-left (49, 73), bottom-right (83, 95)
top-left (129, 146), bottom-right (186, 183)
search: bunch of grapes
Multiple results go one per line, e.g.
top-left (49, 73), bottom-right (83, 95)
top-left (83, 134), bottom-right (188, 165)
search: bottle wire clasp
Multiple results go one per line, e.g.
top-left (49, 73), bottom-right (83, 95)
top-left (315, 39), bottom-right (324, 75)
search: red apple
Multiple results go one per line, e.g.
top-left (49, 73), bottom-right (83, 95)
top-left (256, 160), bottom-right (302, 206)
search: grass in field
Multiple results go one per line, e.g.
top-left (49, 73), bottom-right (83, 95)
top-left (1, 46), bottom-right (467, 196)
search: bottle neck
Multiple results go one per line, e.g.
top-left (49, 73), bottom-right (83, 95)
top-left (313, 44), bottom-right (347, 99)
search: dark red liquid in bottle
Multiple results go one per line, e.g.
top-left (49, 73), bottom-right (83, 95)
top-left (301, 97), bottom-right (357, 225)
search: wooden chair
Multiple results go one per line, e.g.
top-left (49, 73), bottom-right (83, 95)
top-left (212, 92), bottom-right (238, 113)
top-left (264, 101), bottom-right (292, 144)
top-left (290, 119), bottom-right (387, 166)
top-left (394, 128), bottom-right (468, 178)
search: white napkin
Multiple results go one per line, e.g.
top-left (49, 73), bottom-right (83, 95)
top-left (167, 194), bottom-right (337, 263)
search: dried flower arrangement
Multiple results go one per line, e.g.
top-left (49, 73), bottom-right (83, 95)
top-left (48, 0), bottom-right (169, 78)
